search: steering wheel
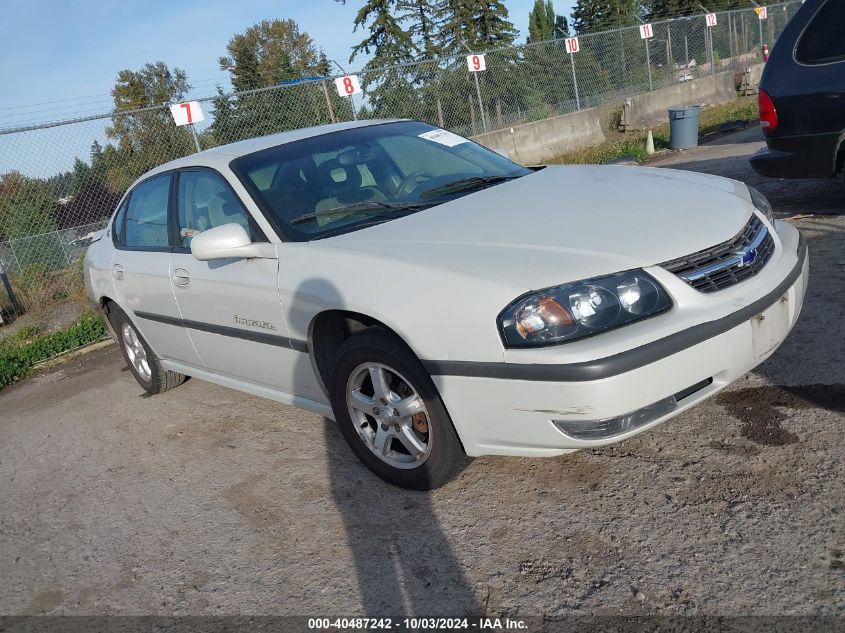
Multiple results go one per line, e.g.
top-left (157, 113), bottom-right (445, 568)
top-left (396, 171), bottom-right (433, 197)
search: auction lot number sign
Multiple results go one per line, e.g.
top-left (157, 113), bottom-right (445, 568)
top-left (466, 54), bottom-right (486, 72)
top-left (334, 75), bottom-right (362, 97)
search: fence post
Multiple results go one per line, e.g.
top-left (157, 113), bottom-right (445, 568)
top-left (708, 25), bottom-right (715, 75)
top-left (436, 96), bottom-right (445, 128)
top-left (645, 39), bottom-right (653, 91)
top-left (472, 72), bottom-right (487, 133)
top-left (0, 261), bottom-right (22, 317)
top-left (321, 80), bottom-right (337, 123)
top-left (569, 52), bottom-right (581, 110)
top-left (468, 95), bottom-right (477, 135)
top-left (496, 100), bottom-right (503, 128)
top-left (8, 240), bottom-right (23, 277)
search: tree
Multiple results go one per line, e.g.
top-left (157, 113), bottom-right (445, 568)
top-left (554, 15), bottom-right (570, 38)
top-left (348, 0), bottom-right (415, 65)
top-left (213, 20), bottom-right (337, 144)
top-left (571, 0), bottom-right (641, 33)
top-left (218, 19), bottom-right (323, 91)
top-left (527, 0), bottom-right (555, 43)
top-left (400, 0), bottom-right (444, 59)
top-left (105, 61), bottom-right (195, 189)
top-left (438, 0), bottom-right (517, 53)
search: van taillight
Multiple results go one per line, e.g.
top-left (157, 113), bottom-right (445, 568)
top-left (758, 89), bottom-right (778, 132)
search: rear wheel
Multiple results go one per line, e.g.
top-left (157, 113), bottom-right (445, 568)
top-left (329, 328), bottom-right (470, 490)
top-left (107, 305), bottom-right (186, 395)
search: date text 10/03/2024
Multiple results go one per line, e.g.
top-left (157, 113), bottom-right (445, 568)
top-left (308, 618), bottom-right (529, 630)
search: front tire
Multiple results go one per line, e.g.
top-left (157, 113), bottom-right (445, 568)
top-left (329, 328), bottom-right (470, 490)
top-left (107, 305), bottom-right (186, 395)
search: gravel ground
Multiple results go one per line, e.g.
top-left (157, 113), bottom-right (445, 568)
top-left (1, 128), bottom-right (843, 623)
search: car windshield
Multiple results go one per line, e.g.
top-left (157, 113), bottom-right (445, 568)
top-left (230, 121), bottom-right (530, 241)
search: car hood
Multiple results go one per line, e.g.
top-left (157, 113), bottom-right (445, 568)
top-left (318, 165), bottom-right (753, 291)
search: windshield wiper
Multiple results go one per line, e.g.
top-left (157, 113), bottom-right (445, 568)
top-left (289, 200), bottom-right (429, 225)
top-left (418, 174), bottom-right (523, 199)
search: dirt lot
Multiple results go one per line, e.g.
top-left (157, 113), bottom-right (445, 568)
top-left (1, 128), bottom-right (843, 623)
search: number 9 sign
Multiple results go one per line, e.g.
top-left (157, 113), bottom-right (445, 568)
top-left (466, 54), bottom-right (486, 72)
top-left (334, 75), bottom-right (362, 97)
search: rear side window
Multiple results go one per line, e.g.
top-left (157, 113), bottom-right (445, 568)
top-left (124, 175), bottom-right (171, 249)
top-left (795, 0), bottom-right (845, 64)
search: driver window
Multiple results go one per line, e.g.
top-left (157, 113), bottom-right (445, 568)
top-left (176, 170), bottom-right (263, 248)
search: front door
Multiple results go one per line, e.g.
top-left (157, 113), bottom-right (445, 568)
top-left (110, 173), bottom-right (200, 366)
top-left (168, 168), bottom-right (299, 391)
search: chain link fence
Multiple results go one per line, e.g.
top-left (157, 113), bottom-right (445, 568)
top-left (0, 2), bottom-right (799, 323)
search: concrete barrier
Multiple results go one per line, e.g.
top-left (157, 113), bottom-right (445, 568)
top-left (471, 64), bottom-right (763, 165)
top-left (470, 107), bottom-right (606, 166)
top-left (623, 70), bottom-right (737, 129)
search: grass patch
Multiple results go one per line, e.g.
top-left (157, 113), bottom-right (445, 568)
top-left (549, 97), bottom-right (758, 165)
top-left (0, 310), bottom-right (108, 390)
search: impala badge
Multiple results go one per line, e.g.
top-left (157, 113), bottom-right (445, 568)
top-left (234, 315), bottom-right (277, 330)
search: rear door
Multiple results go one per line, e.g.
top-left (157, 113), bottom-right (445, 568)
top-left (168, 167), bottom-right (299, 391)
top-left (110, 173), bottom-right (201, 366)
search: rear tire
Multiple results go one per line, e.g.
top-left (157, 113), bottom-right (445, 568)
top-left (329, 328), bottom-right (470, 490)
top-left (107, 305), bottom-right (186, 395)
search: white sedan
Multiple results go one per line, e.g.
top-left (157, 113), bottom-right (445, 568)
top-left (84, 120), bottom-right (808, 489)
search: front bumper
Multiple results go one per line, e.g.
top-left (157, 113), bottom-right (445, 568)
top-left (430, 231), bottom-right (809, 458)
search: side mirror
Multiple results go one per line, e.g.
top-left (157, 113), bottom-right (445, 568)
top-left (190, 223), bottom-right (277, 261)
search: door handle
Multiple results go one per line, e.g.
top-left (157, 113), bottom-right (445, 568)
top-left (172, 268), bottom-right (191, 287)
top-left (112, 264), bottom-right (125, 280)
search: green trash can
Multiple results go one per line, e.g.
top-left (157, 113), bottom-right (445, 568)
top-left (668, 105), bottom-right (701, 149)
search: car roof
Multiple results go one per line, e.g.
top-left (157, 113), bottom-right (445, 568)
top-left (142, 118), bottom-right (405, 179)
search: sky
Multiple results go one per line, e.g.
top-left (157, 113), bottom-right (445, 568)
top-left (0, 0), bottom-right (575, 178)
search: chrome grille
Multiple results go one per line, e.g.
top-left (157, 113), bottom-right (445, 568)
top-left (661, 215), bottom-right (775, 293)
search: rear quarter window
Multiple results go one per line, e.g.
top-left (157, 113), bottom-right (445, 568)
top-left (795, 0), bottom-right (845, 64)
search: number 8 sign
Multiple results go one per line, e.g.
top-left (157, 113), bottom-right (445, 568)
top-left (334, 75), bottom-right (362, 97)
top-left (466, 54), bottom-right (486, 72)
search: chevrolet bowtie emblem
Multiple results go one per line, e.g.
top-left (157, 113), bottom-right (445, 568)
top-left (735, 247), bottom-right (758, 268)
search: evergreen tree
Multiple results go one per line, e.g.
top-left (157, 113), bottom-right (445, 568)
top-left (400, 0), bottom-right (444, 59)
top-left (438, 0), bottom-right (517, 53)
top-left (571, 0), bottom-right (641, 33)
top-left (527, 0), bottom-right (555, 44)
top-left (554, 15), bottom-right (570, 38)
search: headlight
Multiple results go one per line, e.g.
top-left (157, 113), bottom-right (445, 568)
top-left (498, 271), bottom-right (673, 348)
top-left (748, 186), bottom-right (774, 224)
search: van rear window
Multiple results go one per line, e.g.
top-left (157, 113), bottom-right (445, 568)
top-left (795, 0), bottom-right (845, 65)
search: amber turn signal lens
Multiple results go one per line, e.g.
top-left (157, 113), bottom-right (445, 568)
top-left (515, 296), bottom-right (574, 338)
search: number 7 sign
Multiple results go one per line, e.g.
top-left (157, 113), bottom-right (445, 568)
top-left (169, 101), bottom-right (204, 126)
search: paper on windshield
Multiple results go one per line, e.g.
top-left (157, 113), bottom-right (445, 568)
top-left (418, 129), bottom-right (468, 147)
